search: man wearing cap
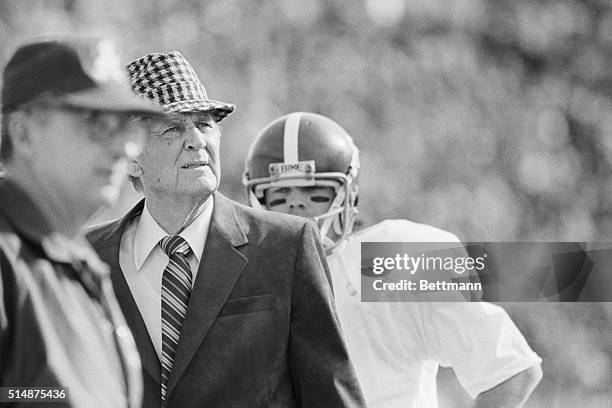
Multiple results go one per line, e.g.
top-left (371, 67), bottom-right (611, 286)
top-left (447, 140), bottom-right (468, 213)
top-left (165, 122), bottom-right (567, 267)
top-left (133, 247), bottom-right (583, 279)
top-left (0, 38), bottom-right (163, 407)
top-left (87, 51), bottom-right (365, 408)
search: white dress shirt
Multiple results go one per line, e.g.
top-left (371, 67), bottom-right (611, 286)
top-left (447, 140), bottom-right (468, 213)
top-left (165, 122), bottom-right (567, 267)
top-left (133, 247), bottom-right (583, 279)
top-left (119, 197), bottom-right (213, 361)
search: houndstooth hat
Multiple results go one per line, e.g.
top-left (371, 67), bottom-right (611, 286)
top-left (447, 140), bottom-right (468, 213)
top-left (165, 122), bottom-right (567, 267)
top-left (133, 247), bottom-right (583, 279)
top-left (127, 51), bottom-right (235, 122)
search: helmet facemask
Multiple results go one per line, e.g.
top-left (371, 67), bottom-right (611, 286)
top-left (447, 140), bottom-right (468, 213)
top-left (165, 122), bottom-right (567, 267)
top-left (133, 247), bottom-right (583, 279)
top-left (244, 159), bottom-right (358, 253)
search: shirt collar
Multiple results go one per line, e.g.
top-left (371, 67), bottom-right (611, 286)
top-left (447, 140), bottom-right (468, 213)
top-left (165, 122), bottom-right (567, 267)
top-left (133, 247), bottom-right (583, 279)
top-left (133, 196), bottom-right (214, 270)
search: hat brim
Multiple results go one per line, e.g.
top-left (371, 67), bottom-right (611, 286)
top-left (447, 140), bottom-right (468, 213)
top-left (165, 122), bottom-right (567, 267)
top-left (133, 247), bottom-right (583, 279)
top-left (164, 99), bottom-right (236, 122)
top-left (60, 84), bottom-right (164, 116)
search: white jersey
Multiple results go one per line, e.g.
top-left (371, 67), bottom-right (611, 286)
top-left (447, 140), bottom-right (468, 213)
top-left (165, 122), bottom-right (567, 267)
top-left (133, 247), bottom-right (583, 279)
top-left (327, 219), bottom-right (542, 408)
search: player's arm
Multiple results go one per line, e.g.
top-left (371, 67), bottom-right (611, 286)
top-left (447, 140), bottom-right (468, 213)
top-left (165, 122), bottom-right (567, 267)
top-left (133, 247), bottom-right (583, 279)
top-left (473, 364), bottom-right (542, 408)
top-left (288, 220), bottom-right (366, 407)
top-left (423, 302), bottom-right (542, 406)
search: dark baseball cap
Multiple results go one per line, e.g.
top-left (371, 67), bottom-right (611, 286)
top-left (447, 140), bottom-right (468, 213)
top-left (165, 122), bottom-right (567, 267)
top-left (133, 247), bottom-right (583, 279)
top-left (1, 37), bottom-right (163, 115)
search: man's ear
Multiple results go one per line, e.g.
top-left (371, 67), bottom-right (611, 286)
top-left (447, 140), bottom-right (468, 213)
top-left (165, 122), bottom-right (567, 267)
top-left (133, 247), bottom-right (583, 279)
top-left (127, 157), bottom-right (143, 178)
top-left (7, 112), bottom-right (35, 156)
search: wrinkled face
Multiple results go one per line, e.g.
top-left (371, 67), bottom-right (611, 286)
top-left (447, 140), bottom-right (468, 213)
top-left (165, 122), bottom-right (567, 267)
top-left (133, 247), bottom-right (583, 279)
top-left (23, 104), bottom-right (143, 209)
top-left (130, 111), bottom-right (221, 200)
top-left (264, 185), bottom-right (335, 218)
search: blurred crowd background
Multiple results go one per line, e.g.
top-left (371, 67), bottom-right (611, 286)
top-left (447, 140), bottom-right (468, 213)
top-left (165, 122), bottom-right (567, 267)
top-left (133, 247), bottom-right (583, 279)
top-left (1, 0), bottom-right (611, 406)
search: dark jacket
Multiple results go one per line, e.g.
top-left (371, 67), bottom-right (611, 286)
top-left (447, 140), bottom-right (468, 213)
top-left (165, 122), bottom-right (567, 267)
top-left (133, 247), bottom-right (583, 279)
top-left (0, 179), bottom-right (142, 408)
top-left (87, 192), bottom-right (366, 408)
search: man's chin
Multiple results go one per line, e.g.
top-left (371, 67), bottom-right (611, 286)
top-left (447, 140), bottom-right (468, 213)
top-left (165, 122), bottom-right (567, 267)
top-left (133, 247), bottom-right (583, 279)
top-left (186, 185), bottom-right (217, 198)
top-left (185, 175), bottom-right (218, 196)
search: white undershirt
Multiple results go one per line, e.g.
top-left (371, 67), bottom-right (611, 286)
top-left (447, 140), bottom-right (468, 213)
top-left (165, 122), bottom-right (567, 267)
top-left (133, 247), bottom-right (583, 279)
top-left (119, 197), bottom-right (213, 361)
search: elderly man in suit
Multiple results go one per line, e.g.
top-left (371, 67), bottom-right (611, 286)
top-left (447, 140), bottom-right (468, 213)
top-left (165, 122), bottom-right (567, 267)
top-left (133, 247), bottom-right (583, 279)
top-left (87, 51), bottom-right (365, 408)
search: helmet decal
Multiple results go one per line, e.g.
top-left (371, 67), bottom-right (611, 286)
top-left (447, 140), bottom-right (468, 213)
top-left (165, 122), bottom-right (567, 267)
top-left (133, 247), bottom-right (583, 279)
top-left (283, 112), bottom-right (303, 163)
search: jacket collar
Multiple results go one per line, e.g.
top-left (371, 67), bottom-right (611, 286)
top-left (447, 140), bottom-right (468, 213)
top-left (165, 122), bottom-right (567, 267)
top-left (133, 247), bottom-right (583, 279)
top-left (208, 192), bottom-right (248, 246)
top-left (0, 178), bottom-right (54, 244)
top-left (91, 191), bottom-right (248, 392)
top-left (0, 178), bottom-right (109, 296)
top-left (93, 191), bottom-right (247, 247)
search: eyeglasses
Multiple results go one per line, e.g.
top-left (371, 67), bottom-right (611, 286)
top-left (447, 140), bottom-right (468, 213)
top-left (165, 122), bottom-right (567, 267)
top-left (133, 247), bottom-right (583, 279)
top-left (65, 107), bottom-right (145, 144)
top-left (19, 97), bottom-right (146, 156)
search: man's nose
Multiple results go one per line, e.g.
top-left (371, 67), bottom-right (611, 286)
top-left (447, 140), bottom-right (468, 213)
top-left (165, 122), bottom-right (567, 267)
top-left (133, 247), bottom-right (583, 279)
top-left (185, 126), bottom-right (206, 150)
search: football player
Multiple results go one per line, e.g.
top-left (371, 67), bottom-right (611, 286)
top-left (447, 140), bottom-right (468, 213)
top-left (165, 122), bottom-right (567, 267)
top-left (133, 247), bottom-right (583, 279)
top-left (243, 112), bottom-right (543, 408)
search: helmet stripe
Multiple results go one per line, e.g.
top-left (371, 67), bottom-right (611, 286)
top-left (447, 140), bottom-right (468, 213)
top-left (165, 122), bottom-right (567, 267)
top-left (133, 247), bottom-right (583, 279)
top-left (283, 112), bottom-right (302, 163)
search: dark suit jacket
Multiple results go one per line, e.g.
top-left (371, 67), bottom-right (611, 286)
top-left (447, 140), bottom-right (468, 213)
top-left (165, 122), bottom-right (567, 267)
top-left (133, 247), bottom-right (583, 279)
top-left (87, 192), bottom-right (365, 408)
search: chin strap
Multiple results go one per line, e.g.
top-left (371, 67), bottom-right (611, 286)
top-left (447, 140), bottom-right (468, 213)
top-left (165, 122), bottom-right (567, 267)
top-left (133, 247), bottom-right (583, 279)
top-left (247, 188), bottom-right (266, 210)
top-left (322, 236), bottom-right (337, 255)
top-left (315, 189), bottom-right (343, 245)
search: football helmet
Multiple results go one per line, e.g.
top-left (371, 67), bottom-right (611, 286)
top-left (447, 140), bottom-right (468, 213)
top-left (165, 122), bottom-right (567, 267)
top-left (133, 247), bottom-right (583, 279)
top-left (243, 112), bottom-right (359, 251)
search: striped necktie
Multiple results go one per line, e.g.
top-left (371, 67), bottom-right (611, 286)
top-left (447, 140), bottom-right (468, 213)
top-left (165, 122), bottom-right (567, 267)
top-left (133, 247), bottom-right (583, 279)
top-left (159, 235), bottom-right (192, 403)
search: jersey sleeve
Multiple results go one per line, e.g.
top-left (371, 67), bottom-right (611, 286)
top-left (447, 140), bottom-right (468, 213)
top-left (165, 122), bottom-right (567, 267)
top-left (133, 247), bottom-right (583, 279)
top-left (422, 302), bottom-right (542, 398)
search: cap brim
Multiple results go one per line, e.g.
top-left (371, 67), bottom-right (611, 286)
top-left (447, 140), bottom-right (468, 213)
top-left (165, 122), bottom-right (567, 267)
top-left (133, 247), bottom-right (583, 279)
top-left (60, 84), bottom-right (164, 115)
top-left (164, 98), bottom-right (236, 122)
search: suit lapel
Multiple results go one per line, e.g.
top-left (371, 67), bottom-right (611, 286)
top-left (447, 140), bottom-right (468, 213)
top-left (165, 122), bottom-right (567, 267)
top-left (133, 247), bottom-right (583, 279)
top-left (166, 193), bottom-right (248, 398)
top-left (92, 200), bottom-right (162, 385)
